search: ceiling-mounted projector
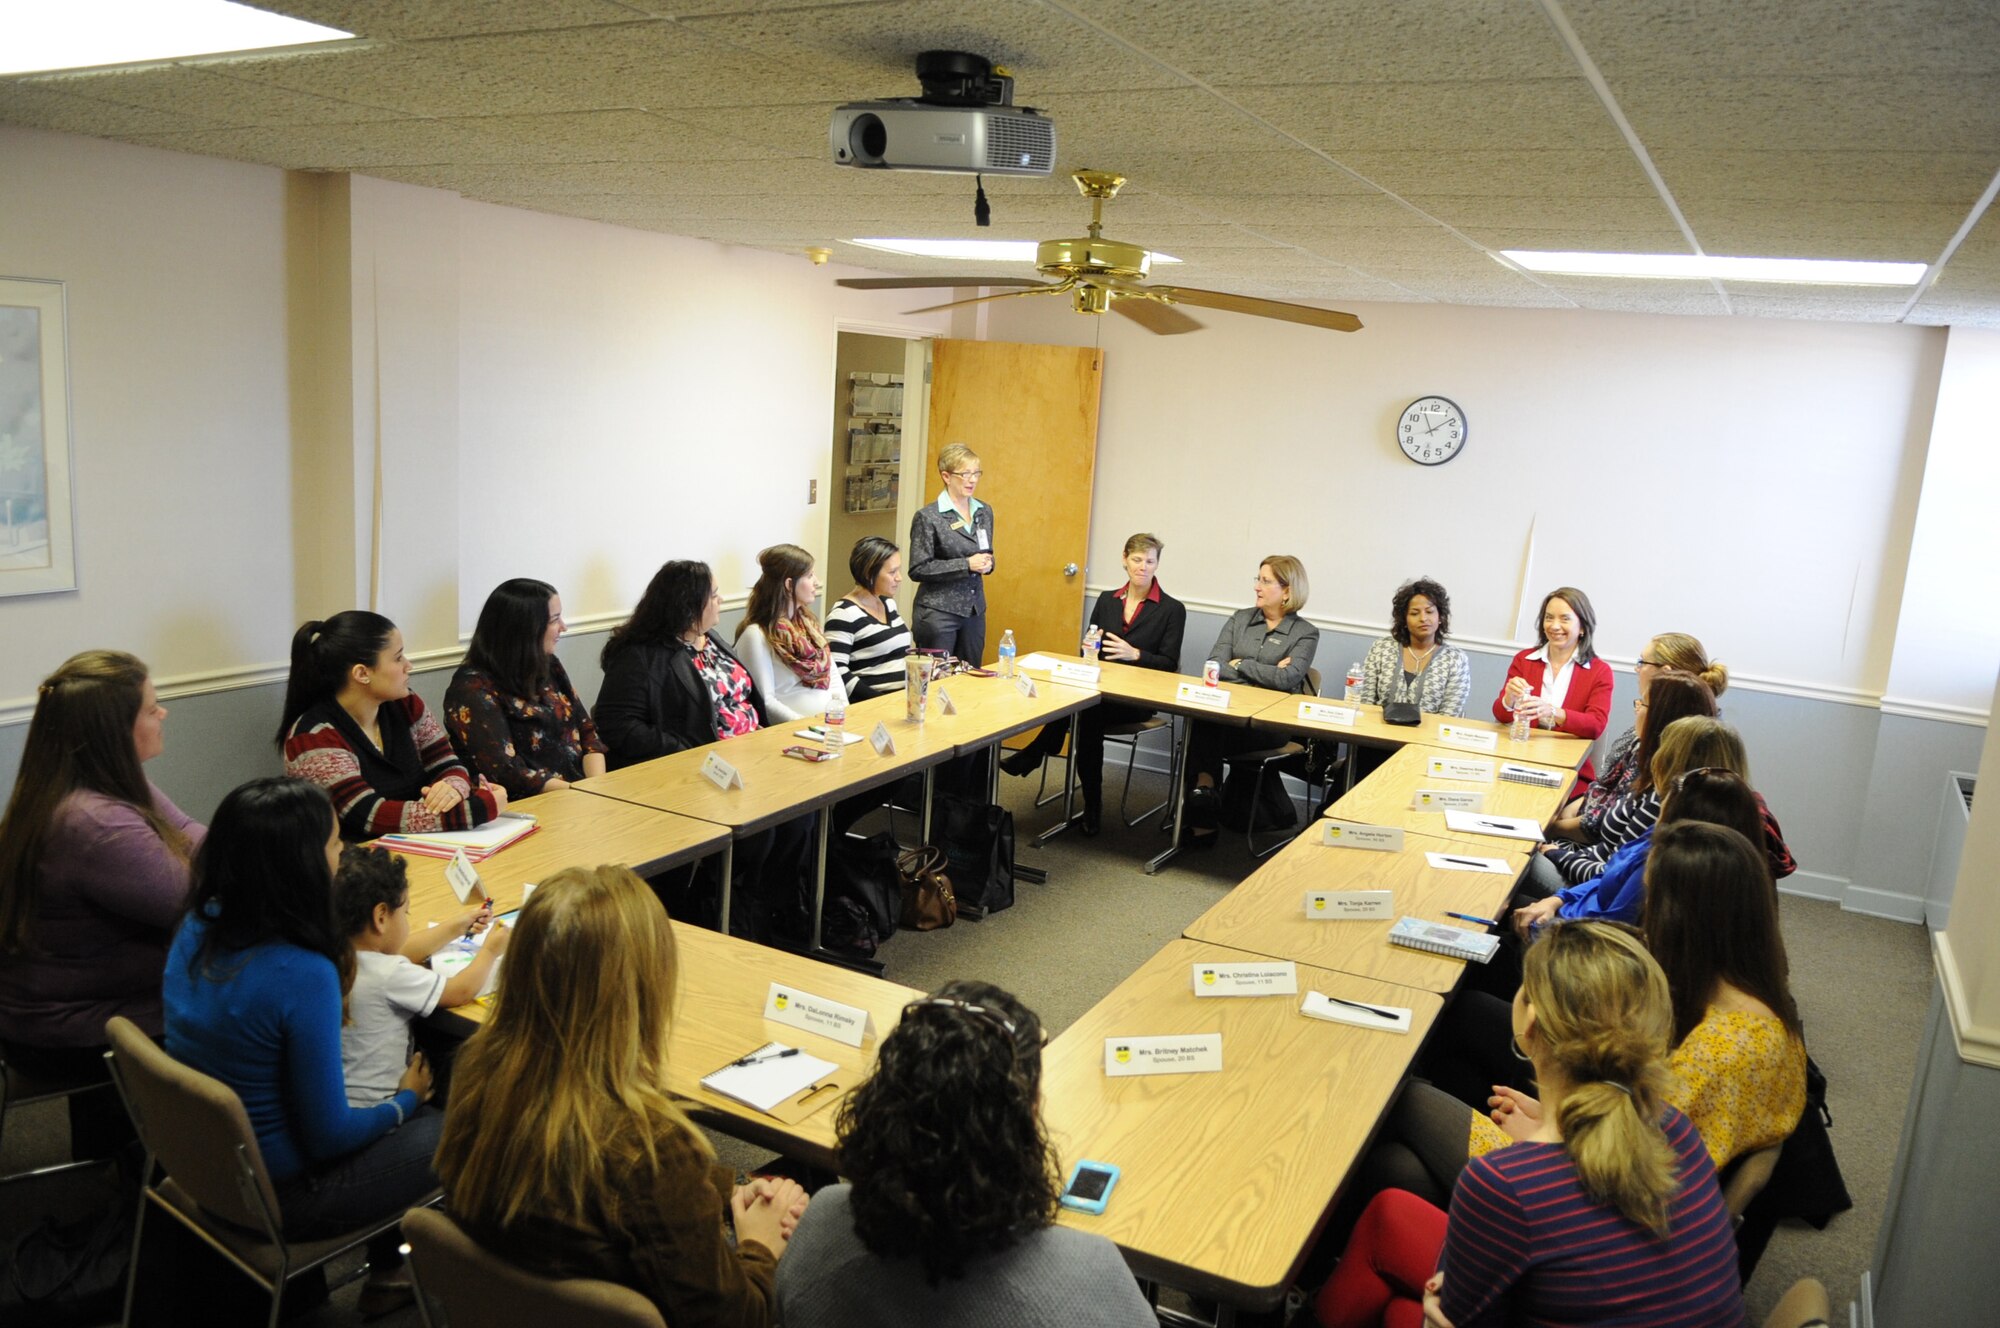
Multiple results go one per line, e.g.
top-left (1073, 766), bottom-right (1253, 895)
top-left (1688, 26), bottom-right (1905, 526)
top-left (830, 50), bottom-right (1056, 177)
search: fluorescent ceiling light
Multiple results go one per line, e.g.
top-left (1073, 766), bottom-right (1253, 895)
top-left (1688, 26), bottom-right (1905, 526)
top-left (0, 0), bottom-right (352, 76)
top-left (1501, 250), bottom-right (1926, 286)
top-left (850, 237), bottom-right (1181, 264)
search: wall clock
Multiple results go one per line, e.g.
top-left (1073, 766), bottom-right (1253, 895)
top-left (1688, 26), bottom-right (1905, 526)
top-left (1397, 396), bottom-right (1467, 466)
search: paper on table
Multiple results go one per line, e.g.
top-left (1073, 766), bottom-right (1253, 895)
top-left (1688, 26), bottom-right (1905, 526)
top-left (380, 819), bottom-right (535, 852)
top-left (1013, 652), bottom-right (1062, 672)
top-left (699, 1043), bottom-right (841, 1114)
top-left (793, 728), bottom-right (865, 745)
top-left (1424, 850), bottom-right (1513, 874)
top-left (1443, 810), bottom-right (1543, 842)
top-left (1300, 990), bottom-right (1412, 1034)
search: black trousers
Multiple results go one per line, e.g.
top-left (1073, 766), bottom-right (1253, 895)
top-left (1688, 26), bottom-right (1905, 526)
top-left (2, 1036), bottom-right (136, 1161)
top-left (1018, 701), bottom-right (1157, 810)
top-left (912, 604), bottom-right (986, 669)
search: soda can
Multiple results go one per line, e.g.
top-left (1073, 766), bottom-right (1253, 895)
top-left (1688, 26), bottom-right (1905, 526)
top-left (1203, 659), bottom-right (1221, 687)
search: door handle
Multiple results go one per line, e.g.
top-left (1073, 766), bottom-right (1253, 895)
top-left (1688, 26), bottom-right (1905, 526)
top-left (1063, 563), bottom-right (1078, 577)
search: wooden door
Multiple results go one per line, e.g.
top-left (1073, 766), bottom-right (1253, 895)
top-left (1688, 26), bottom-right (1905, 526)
top-left (926, 338), bottom-right (1103, 664)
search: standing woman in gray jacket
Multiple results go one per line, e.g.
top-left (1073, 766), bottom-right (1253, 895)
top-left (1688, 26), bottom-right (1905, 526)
top-left (907, 443), bottom-right (995, 666)
top-left (1183, 554), bottom-right (1320, 848)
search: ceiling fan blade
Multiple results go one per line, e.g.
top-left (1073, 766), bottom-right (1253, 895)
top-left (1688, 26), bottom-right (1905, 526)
top-left (837, 277), bottom-right (1050, 290)
top-left (1148, 285), bottom-right (1364, 332)
top-left (902, 284), bottom-right (1069, 315)
top-left (1110, 296), bottom-right (1204, 335)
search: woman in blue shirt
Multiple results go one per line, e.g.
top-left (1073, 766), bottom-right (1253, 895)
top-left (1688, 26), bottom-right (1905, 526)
top-left (164, 777), bottom-right (437, 1318)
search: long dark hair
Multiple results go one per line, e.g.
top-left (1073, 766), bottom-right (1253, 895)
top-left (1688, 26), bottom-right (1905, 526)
top-left (1631, 671), bottom-right (1717, 797)
top-left (466, 578), bottom-right (558, 699)
top-left (1641, 822), bottom-right (1801, 1045)
top-left (737, 544), bottom-right (820, 643)
top-left (276, 611), bottom-right (396, 745)
top-left (837, 981), bottom-right (1061, 1284)
top-left (0, 651), bottom-right (189, 953)
top-left (183, 778), bottom-right (353, 1001)
top-left (1536, 586), bottom-right (1599, 663)
top-left (1657, 767), bottom-right (1766, 856)
top-left (603, 561), bottom-right (711, 666)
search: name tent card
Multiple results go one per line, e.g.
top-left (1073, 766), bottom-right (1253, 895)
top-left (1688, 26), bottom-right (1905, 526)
top-left (1104, 1033), bottom-right (1224, 1077)
top-left (1299, 701), bottom-right (1359, 726)
top-left (1015, 673), bottom-right (1039, 699)
top-left (1426, 755), bottom-right (1495, 783)
top-left (1413, 788), bottom-right (1488, 812)
top-left (1305, 890), bottom-right (1394, 920)
top-left (764, 982), bottom-right (875, 1048)
top-left (1176, 681), bottom-right (1232, 710)
top-left (1436, 724), bottom-right (1500, 753)
top-left (1192, 961), bottom-right (1298, 997)
top-left (937, 687), bottom-right (958, 715)
top-left (869, 721), bottom-right (897, 756)
top-left (1423, 850), bottom-right (1513, 875)
top-left (445, 850), bottom-right (484, 904)
top-left (1321, 821), bottom-right (1405, 852)
top-left (700, 752), bottom-right (744, 790)
top-left (1049, 659), bottom-right (1102, 686)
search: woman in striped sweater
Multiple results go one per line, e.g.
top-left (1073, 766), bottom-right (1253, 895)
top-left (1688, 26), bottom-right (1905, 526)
top-left (825, 537), bottom-right (916, 702)
top-left (280, 611), bottom-right (505, 841)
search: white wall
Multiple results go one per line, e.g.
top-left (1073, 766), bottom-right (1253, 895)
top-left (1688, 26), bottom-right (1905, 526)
top-left (987, 294), bottom-right (1949, 706)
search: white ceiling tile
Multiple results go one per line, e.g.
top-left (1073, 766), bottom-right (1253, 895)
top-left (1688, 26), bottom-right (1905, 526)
top-left (241, 1), bottom-right (653, 39)
top-left (1611, 76), bottom-right (2000, 154)
top-left (1562, 0), bottom-right (2000, 80)
top-left (1654, 150), bottom-right (1999, 206)
top-left (0, 79), bottom-right (227, 136)
top-left (22, 64), bottom-right (409, 125)
top-left (1227, 78), bottom-right (1627, 155)
top-left (1335, 150), bottom-right (1660, 199)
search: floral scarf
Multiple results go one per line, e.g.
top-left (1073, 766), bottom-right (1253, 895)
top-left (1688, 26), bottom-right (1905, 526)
top-left (769, 614), bottom-right (832, 690)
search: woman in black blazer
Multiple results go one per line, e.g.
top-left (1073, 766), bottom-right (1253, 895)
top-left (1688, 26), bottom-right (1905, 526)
top-left (594, 560), bottom-right (808, 942)
top-left (1000, 534), bottom-right (1186, 836)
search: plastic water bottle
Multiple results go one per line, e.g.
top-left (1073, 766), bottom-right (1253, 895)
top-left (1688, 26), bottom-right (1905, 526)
top-left (1084, 624), bottom-right (1104, 656)
top-left (1510, 696), bottom-right (1533, 743)
top-left (998, 630), bottom-right (1017, 678)
top-left (1344, 662), bottom-right (1362, 702)
top-left (823, 680), bottom-right (846, 759)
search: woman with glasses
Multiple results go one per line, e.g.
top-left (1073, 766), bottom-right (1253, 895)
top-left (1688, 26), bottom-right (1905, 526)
top-left (908, 443), bottom-right (995, 666)
top-left (445, 578), bottom-right (607, 799)
top-left (776, 981), bottom-right (1153, 1328)
top-left (1548, 632), bottom-right (1727, 844)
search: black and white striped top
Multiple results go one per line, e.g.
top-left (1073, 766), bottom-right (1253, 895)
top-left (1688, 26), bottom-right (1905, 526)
top-left (825, 596), bottom-right (914, 702)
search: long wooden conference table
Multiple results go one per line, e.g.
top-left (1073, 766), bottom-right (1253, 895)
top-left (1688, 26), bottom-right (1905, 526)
top-left (394, 652), bottom-right (1594, 1321)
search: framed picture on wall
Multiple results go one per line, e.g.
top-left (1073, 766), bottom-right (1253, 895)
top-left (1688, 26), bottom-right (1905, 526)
top-left (0, 276), bottom-right (77, 598)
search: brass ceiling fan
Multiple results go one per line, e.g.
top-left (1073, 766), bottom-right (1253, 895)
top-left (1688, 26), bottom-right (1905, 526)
top-left (837, 169), bottom-right (1362, 335)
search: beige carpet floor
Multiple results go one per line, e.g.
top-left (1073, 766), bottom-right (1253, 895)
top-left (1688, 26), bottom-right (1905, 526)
top-left (0, 767), bottom-right (1932, 1325)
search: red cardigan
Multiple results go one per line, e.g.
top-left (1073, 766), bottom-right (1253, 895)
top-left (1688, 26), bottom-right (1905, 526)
top-left (1491, 648), bottom-right (1615, 783)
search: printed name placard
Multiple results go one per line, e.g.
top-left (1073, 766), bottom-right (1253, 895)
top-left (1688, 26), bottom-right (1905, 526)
top-left (764, 982), bottom-right (875, 1048)
top-left (1426, 755), bottom-right (1495, 783)
top-left (1423, 851), bottom-right (1513, 875)
top-left (445, 850), bottom-right (483, 903)
top-left (1305, 890), bottom-right (1395, 920)
top-left (1299, 701), bottom-right (1359, 726)
top-left (1049, 660), bottom-right (1102, 686)
top-left (1436, 724), bottom-right (1500, 753)
top-left (1192, 961), bottom-right (1298, 997)
top-left (1015, 673), bottom-right (1039, 699)
top-left (1176, 681), bottom-right (1232, 710)
top-left (700, 752), bottom-right (744, 790)
top-left (1413, 788), bottom-right (1488, 811)
top-left (868, 721), bottom-right (896, 755)
top-left (1321, 821), bottom-right (1405, 851)
top-left (1104, 1033), bottom-right (1223, 1077)
top-left (937, 687), bottom-right (958, 715)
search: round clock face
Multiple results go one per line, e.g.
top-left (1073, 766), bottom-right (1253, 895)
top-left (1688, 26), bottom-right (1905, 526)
top-left (1397, 396), bottom-right (1467, 466)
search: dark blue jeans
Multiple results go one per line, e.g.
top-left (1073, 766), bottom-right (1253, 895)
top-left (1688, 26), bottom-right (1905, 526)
top-left (277, 1104), bottom-right (442, 1268)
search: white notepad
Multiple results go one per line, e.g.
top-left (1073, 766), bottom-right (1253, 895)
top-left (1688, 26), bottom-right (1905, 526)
top-left (698, 1043), bottom-right (839, 1114)
top-left (1444, 810), bottom-right (1544, 842)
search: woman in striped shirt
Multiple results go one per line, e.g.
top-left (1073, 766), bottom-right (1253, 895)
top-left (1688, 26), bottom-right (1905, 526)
top-left (1317, 922), bottom-right (1744, 1328)
top-left (825, 537), bottom-right (916, 702)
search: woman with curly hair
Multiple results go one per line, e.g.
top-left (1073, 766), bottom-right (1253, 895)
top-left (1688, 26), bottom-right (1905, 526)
top-left (776, 981), bottom-right (1152, 1327)
top-left (1354, 576), bottom-right (1471, 717)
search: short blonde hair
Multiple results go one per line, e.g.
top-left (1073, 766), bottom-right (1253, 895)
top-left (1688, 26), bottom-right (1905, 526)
top-left (1123, 532), bottom-right (1164, 558)
top-left (1261, 555), bottom-right (1309, 614)
top-left (937, 443), bottom-right (980, 476)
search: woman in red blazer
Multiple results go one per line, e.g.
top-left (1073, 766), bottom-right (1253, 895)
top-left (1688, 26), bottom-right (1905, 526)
top-left (1492, 587), bottom-right (1614, 783)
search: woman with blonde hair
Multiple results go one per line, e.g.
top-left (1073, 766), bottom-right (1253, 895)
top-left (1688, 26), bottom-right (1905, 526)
top-left (1315, 922), bottom-right (1744, 1328)
top-left (0, 650), bottom-right (205, 1158)
top-left (736, 542), bottom-right (839, 723)
top-left (437, 865), bottom-right (807, 1326)
top-left (908, 442), bottom-right (995, 665)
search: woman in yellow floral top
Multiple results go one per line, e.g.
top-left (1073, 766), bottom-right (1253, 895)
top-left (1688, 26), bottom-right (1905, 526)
top-left (447, 579), bottom-right (608, 800)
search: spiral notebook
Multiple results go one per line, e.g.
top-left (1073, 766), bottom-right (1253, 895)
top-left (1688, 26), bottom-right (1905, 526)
top-left (1498, 762), bottom-right (1565, 789)
top-left (1388, 916), bottom-right (1500, 963)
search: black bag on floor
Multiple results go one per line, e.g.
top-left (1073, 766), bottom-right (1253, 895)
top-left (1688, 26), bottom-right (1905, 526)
top-left (1735, 1054), bottom-right (1853, 1280)
top-left (827, 831), bottom-right (902, 940)
top-left (1218, 762), bottom-right (1300, 834)
top-left (2, 1199), bottom-right (132, 1327)
top-left (933, 792), bottom-right (1015, 913)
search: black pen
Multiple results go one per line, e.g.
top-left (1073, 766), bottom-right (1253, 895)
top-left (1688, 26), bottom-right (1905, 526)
top-left (1446, 911), bottom-right (1499, 927)
top-left (1441, 856), bottom-right (1490, 869)
top-left (1475, 819), bottom-right (1515, 831)
top-left (733, 1048), bottom-right (800, 1067)
top-left (1324, 993), bottom-right (1399, 1020)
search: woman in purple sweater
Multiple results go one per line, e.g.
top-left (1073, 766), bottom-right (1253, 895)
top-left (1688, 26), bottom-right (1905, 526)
top-left (0, 650), bottom-right (206, 1159)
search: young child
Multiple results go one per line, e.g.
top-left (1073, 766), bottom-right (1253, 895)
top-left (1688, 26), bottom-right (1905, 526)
top-left (335, 845), bottom-right (510, 1108)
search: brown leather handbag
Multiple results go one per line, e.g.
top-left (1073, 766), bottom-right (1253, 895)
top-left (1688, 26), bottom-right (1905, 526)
top-left (896, 845), bottom-right (957, 931)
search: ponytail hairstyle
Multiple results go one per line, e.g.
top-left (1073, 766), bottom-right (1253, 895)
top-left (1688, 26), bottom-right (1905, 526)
top-left (183, 777), bottom-right (353, 1004)
top-left (837, 980), bottom-right (1061, 1284)
top-left (603, 561), bottom-right (712, 666)
top-left (276, 611), bottom-right (397, 746)
top-left (1641, 822), bottom-right (1801, 1045)
top-left (1649, 716), bottom-right (1750, 792)
top-left (737, 543), bottom-right (823, 644)
top-left (465, 578), bottom-right (559, 700)
top-left (1656, 767), bottom-right (1766, 860)
top-left (1519, 921), bottom-right (1678, 1238)
top-left (1646, 632), bottom-right (1728, 698)
top-left (0, 651), bottom-right (189, 952)
top-left (1630, 671), bottom-right (1717, 797)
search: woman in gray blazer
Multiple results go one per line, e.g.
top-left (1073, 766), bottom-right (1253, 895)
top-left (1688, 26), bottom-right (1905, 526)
top-left (1183, 554), bottom-right (1320, 848)
top-left (907, 443), bottom-right (995, 666)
